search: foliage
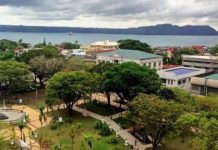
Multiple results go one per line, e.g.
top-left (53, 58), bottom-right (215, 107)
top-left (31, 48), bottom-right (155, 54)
top-left (63, 57), bottom-right (95, 72)
top-left (103, 62), bottom-right (161, 104)
top-left (107, 136), bottom-right (118, 144)
top-left (168, 48), bottom-right (198, 65)
top-left (61, 42), bottom-right (80, 49)
top-left (175, 113), bottom-right (218, 150)
top-left (0, 50), bottom-right (15, 60)
top-left (45, 71), bottom-right (96, 114)
top-left (118, 39), bottom-right (153, 53)
top-left (128, 94), bottom-right (184, 149)
top-left (30, 56), bottom-right (64, 87)
top-left (0, 39), bottom-right (17, 51)
top-left (195, 95), bottom-right (218, 112)
top-left (94, 121), bottom-right (112, 136)
top-left (89, 62), bottom-right (114, 74)
top-left (0, 61), bottom-right (31, 96)
top-left (159, 88), bottom-right (177, 101)
top-left (210, 44), bottom-right (218, 56)
top-left (18, 45), bottom-right (59, 63)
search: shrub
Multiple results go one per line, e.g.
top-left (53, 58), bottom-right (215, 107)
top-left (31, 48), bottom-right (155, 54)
top-left (99, 123), bottom-right (112, 136)
top-left (107, 136), bottom-right (118, 144)
top-left (94, 121), bottom-right (103, 129)
top-left (50, 122), bottom-right (58, 130)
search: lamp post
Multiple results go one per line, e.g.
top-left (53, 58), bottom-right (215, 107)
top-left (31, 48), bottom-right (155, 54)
top-left (58, 117), bottom-right (63, 149)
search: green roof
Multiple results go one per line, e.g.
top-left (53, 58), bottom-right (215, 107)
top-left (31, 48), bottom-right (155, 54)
top-left (205, 74), bottom-right (218, 80)
top-left (97, 49), bottom-right (162, 60)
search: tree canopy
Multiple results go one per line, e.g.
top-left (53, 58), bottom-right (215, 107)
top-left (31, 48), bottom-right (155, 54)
top-left (60, 42), bottom-right (80, 49)
top-left (30, 56), bottom-right (64, 87)
top-left (45, 71), bottom-right (96, 114)
top-left (210, 44), bottom-right (218, 56)
top-left (103, 62), bottom-right (161, 104)
top-left (118, 39), bottom-right (153, 53)
top-left (128, 94), bottom-right (184, 149)
top-left (18, 45), bottom-right (60, 64)
top-left (0, 61), bottom-right (31, 96)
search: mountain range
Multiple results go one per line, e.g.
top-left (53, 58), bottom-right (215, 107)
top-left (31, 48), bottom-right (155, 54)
top-left (0, 24), bottom-right (218, 35)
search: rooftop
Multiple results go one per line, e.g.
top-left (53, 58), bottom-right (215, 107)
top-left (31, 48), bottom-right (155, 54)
top-left (166, 68), bottom-right (199, 76)
top-left (158, 67), bottom-right (206, 80)
top-left (91, 40), bottom-right (118, 46)
top-left (205, 74), bottom-right (218, 80)
top-left (182, 55), bottom-right (218, 60)
top-left (97, 49), bottom-right (162, 60)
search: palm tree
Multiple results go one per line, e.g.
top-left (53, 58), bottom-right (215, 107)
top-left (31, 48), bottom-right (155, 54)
top-left (39, 105), bottom-right (46, 149)
top-left (18, 120), bottom-right (26, 141)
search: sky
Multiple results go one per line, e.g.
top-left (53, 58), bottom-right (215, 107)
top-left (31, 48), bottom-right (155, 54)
top-left (0, 0), bottom-right (218, 30)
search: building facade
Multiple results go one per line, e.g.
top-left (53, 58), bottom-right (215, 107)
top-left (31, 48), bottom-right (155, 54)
top-left (96, 49), bottom-right (163, 70)
top-left (191, 74), bottom-right (218, 95)
top-left (158, 67), bottom-right (206, 89)
top-left (182, 55), bottom-right (218, 73)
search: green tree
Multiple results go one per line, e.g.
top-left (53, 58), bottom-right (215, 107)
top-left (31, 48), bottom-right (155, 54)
top-left (0, 39), bottom-right (17, 51)
top-left (17, 120), bottom-right (26, 141)
top-left (0, 61), bottom-right (31, 97)
top-left (45, 71), bottom-right (95, 114)
top-left (175, 113), bottom-right (218, 150)
top-left (61, 42), bottom-right (80, 49)
top-left (18, 45), bottom-right (59, 64)
top-left (195, 95), bottom-right (218, 112)
top-left (63, 57), bottom-right (94, 72)
top-left (103, 62), bottom-right (161, 107)
top-left (118, 39), bottom-right (153, 53)
top-left (210, 44), bottom-right (218, 56)
top-left (159, 88), bottom-right (177, 101)
top-left (128, 94), bottom-right (184, 149)
top-left (30, 56), bottom-right (64, 87)
top-left (39, 105), bottom-right (47, 149)
top-left (0, 50), bottom-right (15, 61)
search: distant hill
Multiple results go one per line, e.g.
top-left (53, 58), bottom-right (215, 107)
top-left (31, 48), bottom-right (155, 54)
top-left (0, 24), bottom-right (218, 35)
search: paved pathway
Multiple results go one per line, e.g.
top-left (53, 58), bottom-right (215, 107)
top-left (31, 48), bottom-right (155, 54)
top-left (73, 105), bottom-right (152, 150)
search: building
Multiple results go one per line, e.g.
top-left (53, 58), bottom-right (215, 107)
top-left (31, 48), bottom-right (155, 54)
top-left (96, 49), bottom-right (163, 70)
top-left (191, 74), bottom-right (218, 95)
top-left (82, 40), bottom-right (119, 53)
top-left (182, 55), bottom-right (218, 73)
top-left (60, 49), bottom-right (86, 58)
top-left (158, 67), bottom-right (206, 89)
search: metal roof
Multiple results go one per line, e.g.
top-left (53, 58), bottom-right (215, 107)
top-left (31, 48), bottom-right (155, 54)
top-left (97, 49), bottom-right (162, 60)
top-left (205, 74), bottom-right (218, 80)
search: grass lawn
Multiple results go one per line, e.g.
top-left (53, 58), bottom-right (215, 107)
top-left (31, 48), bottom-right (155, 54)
top-left (79, 101), bottom-right (123, 116)
top-left (37, 109), bottom-right (131, 150)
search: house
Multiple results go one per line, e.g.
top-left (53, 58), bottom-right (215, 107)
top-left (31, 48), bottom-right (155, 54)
top-left (182, 55), bottom-right (218, 73)
top-left (96, 49), bottom-right (163, 70)
top-left (158, 67), bottom-right (206, 89)
top-left (191, 74), bottom-right (218, 95)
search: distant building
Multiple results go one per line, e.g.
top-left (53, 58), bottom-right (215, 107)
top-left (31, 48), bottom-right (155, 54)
top-left (182, 55), bottom-right (218, 73)
top-left (96, 49), bottom-right (163, 70)
top-left (81, 40), bottom-right (119, 53)
top-left (60, 49), bottom-right (86, 58)
top-left (158, 67), bottom-right (206, 89)
top-left (191, 74), bottom-right (218, 95)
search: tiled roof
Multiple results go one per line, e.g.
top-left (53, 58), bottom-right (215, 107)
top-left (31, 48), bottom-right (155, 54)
top-left (97, 49), bottom-right (162, 60)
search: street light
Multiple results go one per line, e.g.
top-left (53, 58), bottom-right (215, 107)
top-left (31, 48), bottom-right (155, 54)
top-left (58, 117), bottom-right (63, 149)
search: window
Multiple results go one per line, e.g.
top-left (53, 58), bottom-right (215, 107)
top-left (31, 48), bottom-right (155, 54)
top-left (114, 60), bottom-right (119, 63)
top-left (171, 80), bottom-right (173, 85)
top-left (183, 79), bottom-right (186, 84)
top-left (154, 62), bottom-right (156, 68)
top-left (178, 80), bottom-right (182, 85)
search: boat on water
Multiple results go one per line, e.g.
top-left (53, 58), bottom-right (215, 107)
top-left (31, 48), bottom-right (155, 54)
top-left (68, 32), bottom-right (73, 35)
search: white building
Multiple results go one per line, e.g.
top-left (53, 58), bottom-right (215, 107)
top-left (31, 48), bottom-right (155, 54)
top-left (158, 67), bottom-right (206, 89)
top-left (90, 40), bottom-right (119, 53)
top-left (182, 55), bottom-right (218, 73)
top-left (96, 49), bottom-right (163, 70)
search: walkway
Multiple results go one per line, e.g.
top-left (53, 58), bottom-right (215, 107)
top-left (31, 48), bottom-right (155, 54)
top-left (73, 105), bottom-right (152, 150)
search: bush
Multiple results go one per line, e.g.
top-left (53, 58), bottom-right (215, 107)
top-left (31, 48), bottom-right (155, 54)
top-left (94, 121), bottom-right (103, 129)
top-left (107, 136), bottom-right (118, 144)
top-left (94, 121), bottom-right (112, 136)
top-left (99, 123), bottom-right (112, 136)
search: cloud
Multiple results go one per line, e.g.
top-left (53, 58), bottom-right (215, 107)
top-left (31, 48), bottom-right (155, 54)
top-left (0, 0), bottom-right (218, 30)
